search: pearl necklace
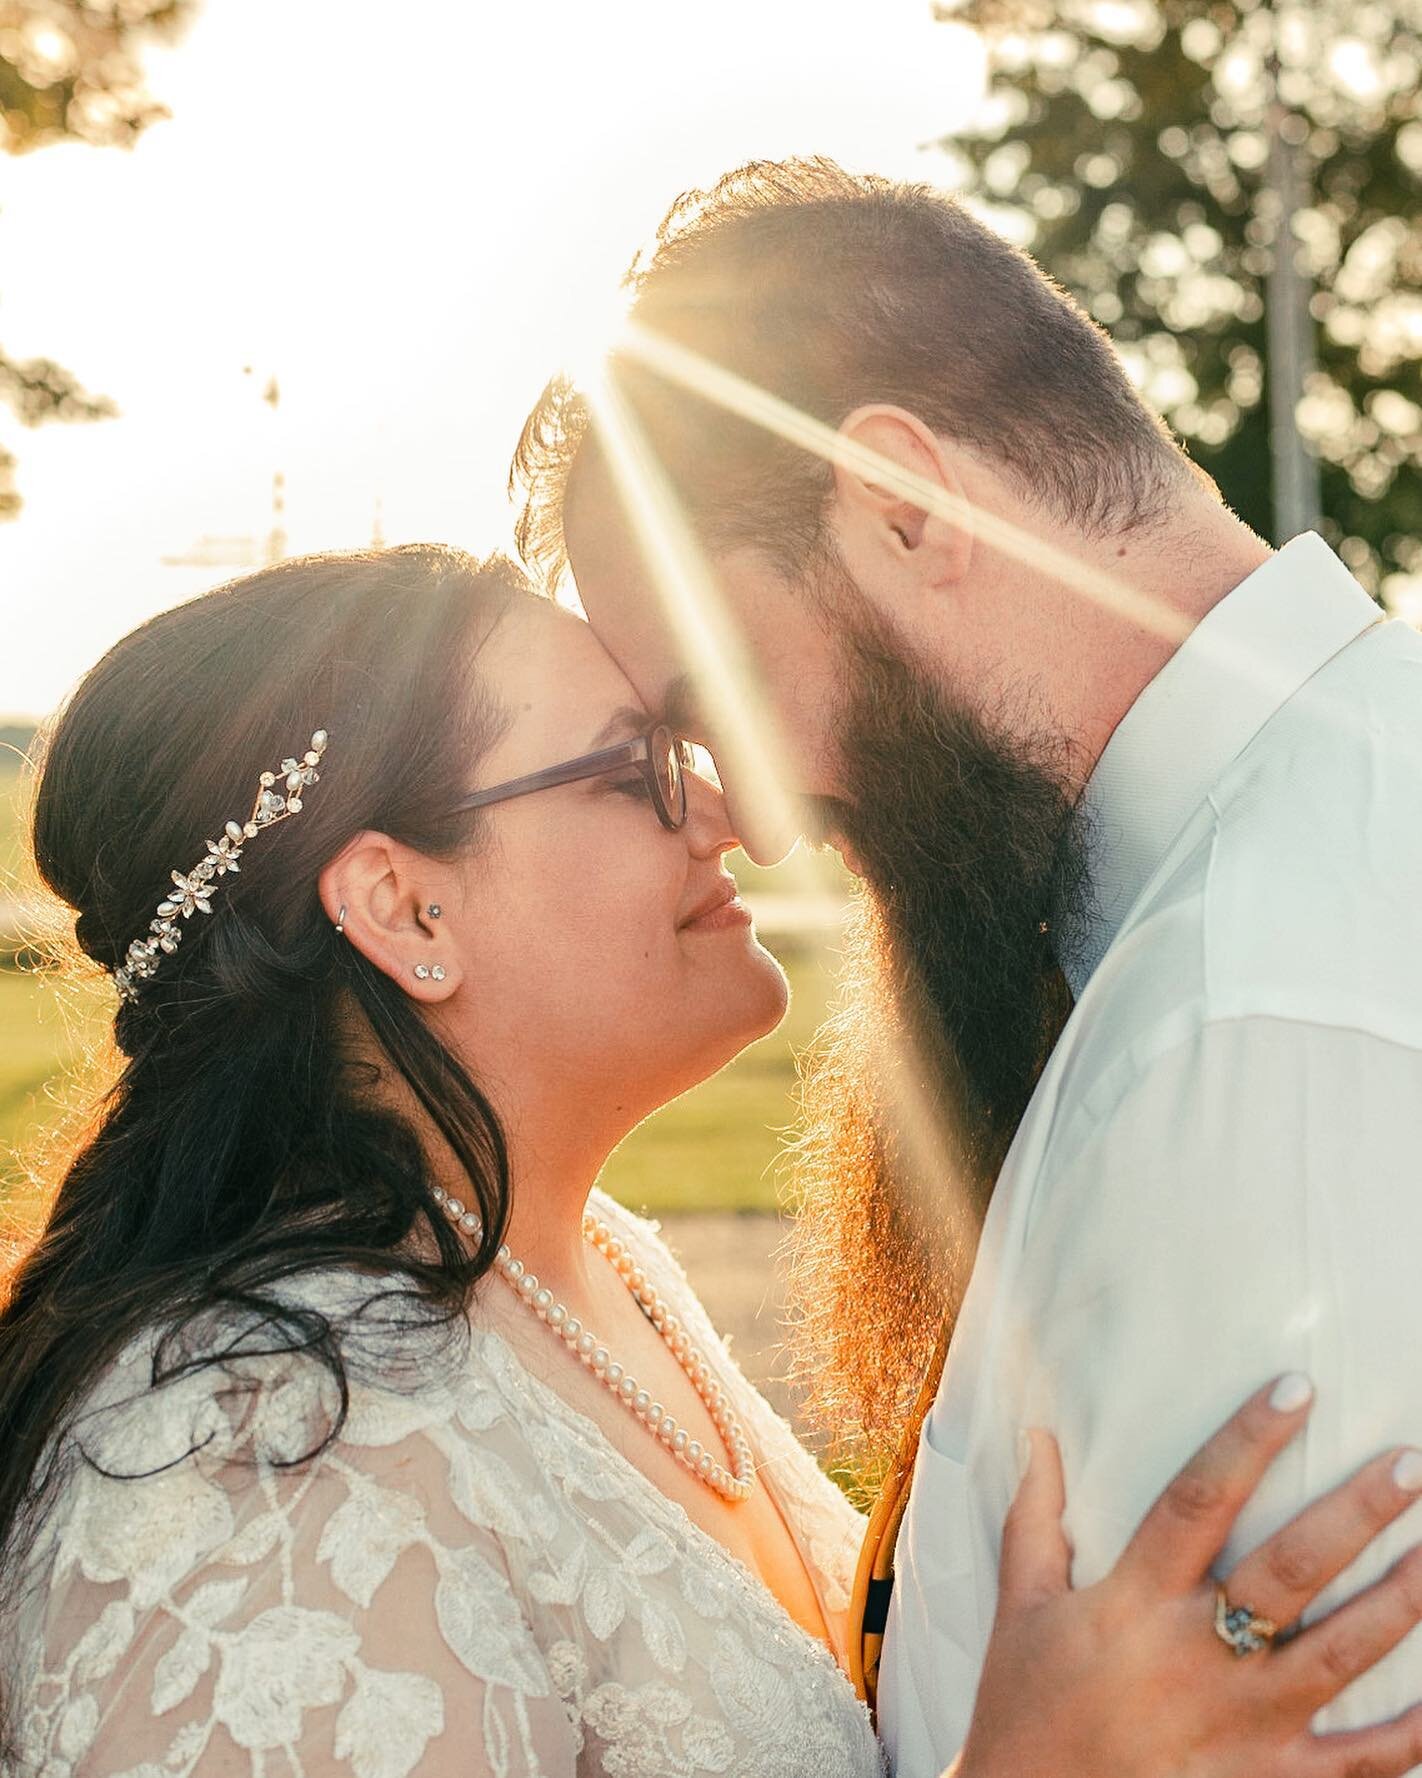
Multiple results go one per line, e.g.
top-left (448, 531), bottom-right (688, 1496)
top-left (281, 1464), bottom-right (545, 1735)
top-left (432, 1186), bottom-right (756, 1504)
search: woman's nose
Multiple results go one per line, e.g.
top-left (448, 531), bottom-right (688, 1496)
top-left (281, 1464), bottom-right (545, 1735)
top-left (681, 769), bottom-right (741, 859)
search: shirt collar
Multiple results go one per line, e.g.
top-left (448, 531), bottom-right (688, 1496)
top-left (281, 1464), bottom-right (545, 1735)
top-left (1063, 533), bottom-right (1382, 998)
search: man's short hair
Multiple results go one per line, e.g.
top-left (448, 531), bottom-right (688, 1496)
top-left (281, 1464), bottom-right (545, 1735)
top-left (513, 156), bottom-right (1189, 588)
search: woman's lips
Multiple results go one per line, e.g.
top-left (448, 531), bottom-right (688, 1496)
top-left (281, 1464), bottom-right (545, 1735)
top-left (679, 879), bottom-right (752, 933)
top-left (682, 895), bottom-right (753, 934)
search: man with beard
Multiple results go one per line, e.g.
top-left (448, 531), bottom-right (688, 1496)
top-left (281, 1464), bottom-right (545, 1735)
top-left (512, 158), bottom-right (1422, 1770)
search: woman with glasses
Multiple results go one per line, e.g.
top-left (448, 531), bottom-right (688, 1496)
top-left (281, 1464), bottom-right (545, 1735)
top-left (2, 543), bottom-right (1420, 1778)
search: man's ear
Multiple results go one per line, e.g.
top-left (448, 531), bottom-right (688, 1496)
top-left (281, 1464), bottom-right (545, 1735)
top-left (828, 406), bottom-right (974, 596)
top-left (318, 832), bottom-right (462, 1001)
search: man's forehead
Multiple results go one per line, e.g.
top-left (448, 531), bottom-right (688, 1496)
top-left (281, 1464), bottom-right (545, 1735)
top-left (564, 467), bottom-right (692, 661)
top-left (562, 451), bottom-right (640, 582)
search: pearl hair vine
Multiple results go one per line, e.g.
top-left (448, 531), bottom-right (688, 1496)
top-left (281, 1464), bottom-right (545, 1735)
top-left (113, 730), bottom-right (329, 1004)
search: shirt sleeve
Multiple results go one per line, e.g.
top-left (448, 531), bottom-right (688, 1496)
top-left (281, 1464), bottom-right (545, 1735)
top-left (1015, 1013), bottom-right (1422, 1730)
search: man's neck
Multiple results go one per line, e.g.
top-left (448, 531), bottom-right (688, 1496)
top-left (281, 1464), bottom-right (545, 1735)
top-left (984, 499), bottom-right (1274, 796)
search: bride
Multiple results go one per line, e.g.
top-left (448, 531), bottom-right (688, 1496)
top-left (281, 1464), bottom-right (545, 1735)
top-left (2, 543), bottom-right (1420, 1778)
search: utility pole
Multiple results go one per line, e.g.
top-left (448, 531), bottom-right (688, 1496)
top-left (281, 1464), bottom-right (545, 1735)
top-left (1264, 6), bottom-right (1324, 541)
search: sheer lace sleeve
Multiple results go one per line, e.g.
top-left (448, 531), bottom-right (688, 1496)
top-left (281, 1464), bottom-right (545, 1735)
top-left (23, 1377), bottom-right (582, 1778)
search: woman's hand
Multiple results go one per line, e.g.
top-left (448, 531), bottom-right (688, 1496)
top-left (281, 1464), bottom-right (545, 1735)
top-left (955, 1378), bottom-right (1422, 1778)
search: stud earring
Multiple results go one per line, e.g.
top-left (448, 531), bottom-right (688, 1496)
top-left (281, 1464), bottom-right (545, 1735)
top-left (414, 964), bottom-right (430, 980)
top-left (431, 965), bottom-right (446, 981)
top-left (334, 905), bottom-right (347, 935)
top-left (427, 903), bottom-right (442, 919)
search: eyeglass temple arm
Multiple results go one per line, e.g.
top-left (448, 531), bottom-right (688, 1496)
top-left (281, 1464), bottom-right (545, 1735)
top-left (451, 735), bottom-right (652, 814)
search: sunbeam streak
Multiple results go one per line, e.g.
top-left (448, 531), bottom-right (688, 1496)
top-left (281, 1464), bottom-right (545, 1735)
top-left (614, 319), bottom-right (1372, 714)
top-left (579, 316), bottom-right (1415, 1418)
top-left (581, 360), bottom-right (987, 1279)
top-left (582, 372), bottom-right (818, 884)
top-left (618, 318), bottom-right (1195, 646)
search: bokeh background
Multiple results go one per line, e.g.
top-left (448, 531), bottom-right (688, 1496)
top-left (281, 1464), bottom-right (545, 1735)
top-left (3, 0), bottom-right (1419, 1411)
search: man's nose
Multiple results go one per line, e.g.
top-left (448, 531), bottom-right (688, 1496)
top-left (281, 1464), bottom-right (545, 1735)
top-left (718, 776), bottom-right (801, 867)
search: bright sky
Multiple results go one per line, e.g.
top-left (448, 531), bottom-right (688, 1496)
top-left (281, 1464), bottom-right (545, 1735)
top-left (0, 0), bottom-right (987, 718)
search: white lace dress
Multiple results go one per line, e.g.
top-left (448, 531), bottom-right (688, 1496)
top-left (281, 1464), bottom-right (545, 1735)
top-left (5, 1194), bottom-right (882, 1778)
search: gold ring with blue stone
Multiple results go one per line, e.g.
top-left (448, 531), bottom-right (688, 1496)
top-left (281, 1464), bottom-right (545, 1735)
top-left (1213, 1583), bottom-right (1278, 1656)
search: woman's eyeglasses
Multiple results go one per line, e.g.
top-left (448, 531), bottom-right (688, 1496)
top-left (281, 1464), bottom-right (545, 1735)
top-left (452, 723), bottom-right (695, 831)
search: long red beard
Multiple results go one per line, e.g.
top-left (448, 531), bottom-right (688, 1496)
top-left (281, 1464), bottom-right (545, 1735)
top-left (782, 894), bottom-right (992, 1483)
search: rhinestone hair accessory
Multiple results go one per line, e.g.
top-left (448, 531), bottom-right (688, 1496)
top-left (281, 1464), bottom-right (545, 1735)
top-left (113, 730), bottom-right (329, 1003)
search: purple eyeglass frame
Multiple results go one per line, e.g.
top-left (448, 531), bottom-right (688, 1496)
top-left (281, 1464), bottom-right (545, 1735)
top-left (451, 722), bottom-right (692, 831)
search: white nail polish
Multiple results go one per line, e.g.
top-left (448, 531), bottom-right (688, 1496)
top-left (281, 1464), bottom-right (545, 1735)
top-left (1393, 1451), bottom-right (1422, 1493)
top-left (1269, 1373), bottom-right (1315, 1413)
top-left (1017, 1430), bottom-right (1033, 1481)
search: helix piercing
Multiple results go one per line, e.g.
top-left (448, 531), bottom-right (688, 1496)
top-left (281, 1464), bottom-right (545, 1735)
top-left (334, 905), bottom-right (347, 935)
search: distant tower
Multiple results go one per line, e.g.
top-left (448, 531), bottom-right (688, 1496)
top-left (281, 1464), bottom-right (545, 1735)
top-left (371, 494), bottom-right (385, 550)
top-left (164, 368), bottom-right (288, 573)
top-left (261, 376), bottom-right (287, 564)
top-left (266, 469), bottom-right (287, 565)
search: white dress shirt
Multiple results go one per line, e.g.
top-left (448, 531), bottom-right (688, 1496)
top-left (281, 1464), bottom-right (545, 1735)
top-left (878, 533), bottom-right (1422, 1777)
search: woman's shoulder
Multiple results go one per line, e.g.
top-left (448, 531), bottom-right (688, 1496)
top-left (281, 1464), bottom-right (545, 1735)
top-left (57, 1266), bottom-right (464, 1476)
top-left (21, 1269), bottom-right (560, 1651)
top-left (12, 1281), bottom-right (578, 1778)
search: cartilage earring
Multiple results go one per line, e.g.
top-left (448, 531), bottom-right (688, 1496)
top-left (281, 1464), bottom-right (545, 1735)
top-left (414, 964), bottom-right (430, 980)
top-left (427, 903), bottom-right (442, 919)
top-left (335, 905), bottom-right (347, 935)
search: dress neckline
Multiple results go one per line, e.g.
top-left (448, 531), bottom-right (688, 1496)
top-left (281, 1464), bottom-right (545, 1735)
top-left (466, 1203), bottom-right (851, 1683)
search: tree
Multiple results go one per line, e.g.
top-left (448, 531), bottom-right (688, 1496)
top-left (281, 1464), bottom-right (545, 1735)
top-left (933, 0), bottom-right (1422, 603)
top-left (0, 0), bottom-right (193, 518)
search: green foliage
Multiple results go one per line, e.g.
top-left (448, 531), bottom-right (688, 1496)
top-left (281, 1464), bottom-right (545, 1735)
top-left (935, 0), bottom-right (1422, 596)
top-left (0, 0), bottom-right (195, 516)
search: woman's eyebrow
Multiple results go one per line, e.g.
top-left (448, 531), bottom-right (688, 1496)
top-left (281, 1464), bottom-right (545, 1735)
top-left (587, 704), bottom-right (651, 749)
top-left (662, 674), bottom-right (704, 732)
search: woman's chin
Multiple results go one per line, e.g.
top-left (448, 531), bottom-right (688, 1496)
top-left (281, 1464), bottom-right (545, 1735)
top-left (668, 948), bottom-right (791, 1091)
top-left (749, 942), bottom-right (792, 1033)
top-left (718, 942), bottom-right (792, 1049)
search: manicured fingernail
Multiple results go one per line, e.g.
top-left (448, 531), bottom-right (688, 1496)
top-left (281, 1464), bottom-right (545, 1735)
top-left (1017, 1429), bottom-right (1033, 1481)
top-left (1393, 1451), bottom-right (1422, 1493)
top-left (1269, 1373), bottom-right (1315, 1413)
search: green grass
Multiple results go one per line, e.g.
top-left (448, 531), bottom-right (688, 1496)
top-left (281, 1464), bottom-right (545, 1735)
top-left (0, 967), bottom-right (101, 1222)
top-left (597, 939), bottom-right (833, 1216)
top-left (0, 937), bottom-right (838, 1227)
top-left (0, 756), bottom-right (30, 887)
top-left (0, 754), bottom-right (848, 1221)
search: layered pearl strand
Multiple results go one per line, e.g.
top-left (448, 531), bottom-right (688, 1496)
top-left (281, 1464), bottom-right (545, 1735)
top-left (432, 1186), bottom-right (756, 1505)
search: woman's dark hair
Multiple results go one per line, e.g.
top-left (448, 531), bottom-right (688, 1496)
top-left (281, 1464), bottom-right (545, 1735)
top-left (0, 543), bottom-right (526, 1753)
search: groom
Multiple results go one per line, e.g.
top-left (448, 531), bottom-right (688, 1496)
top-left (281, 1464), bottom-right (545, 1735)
top-left (513, 158), bottom-right (1422, 1766)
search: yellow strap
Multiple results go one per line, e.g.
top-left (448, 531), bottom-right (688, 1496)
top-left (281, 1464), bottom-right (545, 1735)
top-left (847, 1313), bottom-right (954, 1717)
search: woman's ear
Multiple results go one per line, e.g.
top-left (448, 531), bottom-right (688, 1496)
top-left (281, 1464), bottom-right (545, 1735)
top-left (318, 833), bottom-right (462, 1001)
top-left (828, 405), bottom-right (975, 599)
